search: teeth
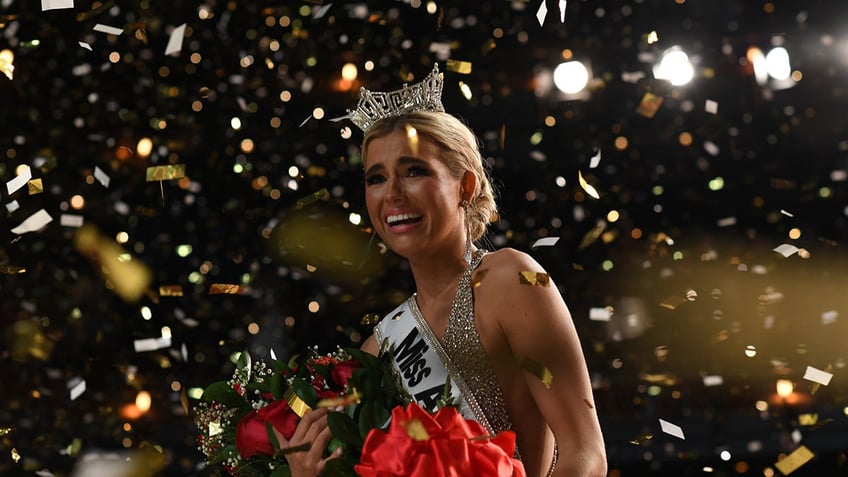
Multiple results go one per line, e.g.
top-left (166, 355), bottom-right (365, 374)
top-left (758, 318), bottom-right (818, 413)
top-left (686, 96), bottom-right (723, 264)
top-left (386, 213), bottom-right (422, 225)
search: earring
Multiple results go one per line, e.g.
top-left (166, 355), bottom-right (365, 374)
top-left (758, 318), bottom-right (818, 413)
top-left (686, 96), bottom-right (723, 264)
top-left (462, 199), bottom-right (472, 264)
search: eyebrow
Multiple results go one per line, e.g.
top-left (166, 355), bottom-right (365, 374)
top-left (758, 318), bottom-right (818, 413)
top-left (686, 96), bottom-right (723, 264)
top-left (364, 156), bottom-right (426, 177)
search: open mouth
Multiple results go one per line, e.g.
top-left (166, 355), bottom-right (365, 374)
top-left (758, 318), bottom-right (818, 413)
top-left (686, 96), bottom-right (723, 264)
top-left (386, 213), bottom-right (423, 227)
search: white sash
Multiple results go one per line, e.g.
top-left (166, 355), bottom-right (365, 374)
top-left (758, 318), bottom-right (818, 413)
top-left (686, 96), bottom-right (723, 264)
top-left (374, 297), bottom-right (478, 424)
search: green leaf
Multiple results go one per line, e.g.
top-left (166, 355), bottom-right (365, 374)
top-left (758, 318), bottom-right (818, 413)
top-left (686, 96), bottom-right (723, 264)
top-left (357, 400), bottom-right (377, 441)
top-left (345, 347), bottom-right (379, 369)
top-left (269, 467), bottom-right (292, 477)
top-left (321, 456), bottom-right (357, 477)
top-left (201, 381), bottom-right (247, 408)
top-left (266, 421), bottom-right (280, 451)
top-left (328, 411), bottom-right (363, 448)
top-left (270, 371), bottom-right (285, 399)
top-left (290, 376), bottom-right (318, 408)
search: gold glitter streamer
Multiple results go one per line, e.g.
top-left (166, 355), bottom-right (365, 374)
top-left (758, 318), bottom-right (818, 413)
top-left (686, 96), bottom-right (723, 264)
top-left (284, 387), bottom-right (312, 418)
top-left (145, 164), bottom-right (186, 181)
top-left (295, 188), bottom-right (329, 209)
top-left (521, 357), bottom-right (553, 388)
top-left (659, 295), bottom-right (687, 310)
top-left (518, 271), bottom-right (550, 287)
top-left (629, 433), bottom-right (653, 445)
top-left (0, 265), bottom-right (26, 274)
top-left (159, 285), bottom-right (184, 297)
top-left (774, 445), bottom-right (814, 475)
top-left (0, 427), bottom-right (13, 437)
top-left (317, 388), bottom-right (362, 408)
top-left (403, 418), bottom-right (430, 441)
top-left (208, 284), bottom-right (245, 295)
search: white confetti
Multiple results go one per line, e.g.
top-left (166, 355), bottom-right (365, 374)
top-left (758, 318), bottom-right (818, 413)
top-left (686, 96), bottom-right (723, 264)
top-left (803, 365), bottom-right (833, 386)
top-left (589, 307), bottom-right (612, 322)
top-left (703, 141), bottom-right (720, 156)
top-left (133, 336), bottom-right (172, 352)
top-left (6, 200), bottom-right (20, 213)
top-left (93, 166), bottom-right (110, 187)
top-left (578, 170), bottom-right (600, 199)
top-left (589, 149), bottom-right (601, 168)
top-left (659, 418), bottom-right (685, 439)
top-left (6, 165), bottom-right (32, 195)
top-left (181, 343), bottom-right (188, 362)
top-left (79, 41), bottom-right (92, 51)
top-left (60, 214), bottom-right (84, 227)
top-left (93, 24), bottom-right (123, 36)
top-left (780, 209), bottom-right (794, 217)
top-left (69, 378), bottom-right (86, 401)
top-left (313, 3), bottom-right (332, 19)
top-left (821, 310), bottom-right (838, 325)
top-left (11, 209), bottom-right (53, 235)
top-left (536, 0), bottom-right (548, 27)
top-left (428, 42), bottom-right (451, 61)
top-left (165, 23), bottom-right (186, 56)
top-left (702, 375), bottom-right (724, 387)
top-left (41, 0), bottom-right (73, 10)
top-left (621, 71), bottom-right (645, 84)
top-left (705, 99), bottom-right (718, 114)
top-left (558, 0), bottom-right (567, 22)
top-left (773, 243), bottom-right (799, 257)
top-left (716, 216), bottom-right (736, 227)
top-left (531, 236), bottom-right (560, 248)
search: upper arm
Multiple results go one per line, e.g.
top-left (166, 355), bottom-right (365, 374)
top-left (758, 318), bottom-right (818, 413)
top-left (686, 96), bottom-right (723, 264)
top-left (361, 333), bottom-right (379, 356)
top-left (480, 250), bottom-right (605, 458)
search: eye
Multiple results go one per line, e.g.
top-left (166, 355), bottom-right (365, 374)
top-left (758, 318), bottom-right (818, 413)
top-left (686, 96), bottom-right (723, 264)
top-left (365, 174), bottom-right (385, 186)
top-left (406, 165), bottom-right (428, 177)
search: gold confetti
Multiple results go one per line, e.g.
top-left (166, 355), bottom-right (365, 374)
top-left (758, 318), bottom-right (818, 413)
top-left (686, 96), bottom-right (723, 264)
top-left (159, 285), bottom-right (184, 297)
top-left (521, 357), bottom-right (553, 388)
top-left (74, 225), bottom-right (152, 302)
top-left (798, 413), bottom-right (818, 426)
top-left (360, 313), bottom-right (381, 325)
top-left (774, 445), bottom-right (814, 475)
top-left (180, 388), bottom-right (190, 416)
top-left (578, 170), bottom-right (600, 199)
top-left (27, 178), bottom-right (43, 195)
top-left (471, 268), bottom-right (488, 288)
top-left (518, 271), bottom-right (550, 287)
top-left (405, 124), bottom-right (419, 155)
top-left (629, 433), bottom-right (653, 445)
top-left (403, 418), bottom-right (430, 441)
top-left (11, 448), bottom-right (20, 463)
top-left (208, 284), bottom-right (245, 295)
top-left (446, 59), bottom-right (472, 74)
top-left (0, 427), bottom-right (13, 437)
top-left (295, 188), bottom-right (330, 209)
top-left (317, 388), bottom-right (362, 408)
top-left (636, 91), bottom-right (663, 118)
top-left (0, 265), bottom-right (26, 274)
top-left (646, 30), bottom-right (659, 44)
top-left (583, 398), bottom-right (594, 409)
top-left (659, 295), bottom-right (688, 310)
top-left (577, 223), bottom-right (606, 250)
top-left (145, 164), bottom-right (186, 181)
top-left (284, 387), bottom-right (312, 418)
top-left (0, 49), bottom-right (14, 80)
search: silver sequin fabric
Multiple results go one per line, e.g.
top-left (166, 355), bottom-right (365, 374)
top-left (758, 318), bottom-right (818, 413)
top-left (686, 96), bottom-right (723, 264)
top-left (442, 250), bottom-right (514, 436)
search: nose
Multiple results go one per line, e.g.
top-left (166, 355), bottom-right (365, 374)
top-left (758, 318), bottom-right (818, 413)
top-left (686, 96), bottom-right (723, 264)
top-left (385, 175), bottom-right (403, 202)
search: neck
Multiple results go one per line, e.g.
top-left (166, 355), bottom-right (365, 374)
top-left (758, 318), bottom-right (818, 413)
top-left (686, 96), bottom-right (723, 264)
top-left (408, 245), bottom-right (478, 304)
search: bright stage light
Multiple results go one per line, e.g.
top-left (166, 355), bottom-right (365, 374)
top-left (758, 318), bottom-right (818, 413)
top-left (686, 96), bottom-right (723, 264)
top-left (553, 60), bottom-right (589, 94)
top-left (653, 47), bottom-right (694, 86)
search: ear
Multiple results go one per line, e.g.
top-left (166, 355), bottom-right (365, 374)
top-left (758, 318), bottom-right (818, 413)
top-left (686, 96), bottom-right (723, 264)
top-left (460, 171), bottom-right (477, 203)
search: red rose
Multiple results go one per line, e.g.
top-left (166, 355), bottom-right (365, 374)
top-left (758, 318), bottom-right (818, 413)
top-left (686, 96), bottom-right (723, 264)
top-left (355, 403), bottom-right (526, 477)
top-left (330, 359), bottom-right (360, 388)
top-left (235, 410), bottom-right (275, 459)
top-left (258, 399), bottom-right (298, 440)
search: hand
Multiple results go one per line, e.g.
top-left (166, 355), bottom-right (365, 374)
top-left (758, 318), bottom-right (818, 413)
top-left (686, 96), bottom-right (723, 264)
top-left (273, 407), bottom-right (342, 477)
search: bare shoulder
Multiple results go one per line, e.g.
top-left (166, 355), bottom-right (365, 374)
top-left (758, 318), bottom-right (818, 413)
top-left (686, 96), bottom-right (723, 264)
top-left (476, 247), bottom-right (546, 283)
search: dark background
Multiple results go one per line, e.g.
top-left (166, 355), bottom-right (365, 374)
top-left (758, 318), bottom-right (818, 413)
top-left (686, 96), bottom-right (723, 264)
top-left (2, 0), bottom-right (847, 475)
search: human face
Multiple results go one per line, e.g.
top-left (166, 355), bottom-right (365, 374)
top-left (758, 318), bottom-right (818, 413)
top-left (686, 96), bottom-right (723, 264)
top-left (364, 130), bottom-right (465, 260)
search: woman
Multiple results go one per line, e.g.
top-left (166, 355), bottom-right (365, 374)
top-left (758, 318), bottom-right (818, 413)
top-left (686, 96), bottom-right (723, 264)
top-left (279, 73), bottom-right (606, 477)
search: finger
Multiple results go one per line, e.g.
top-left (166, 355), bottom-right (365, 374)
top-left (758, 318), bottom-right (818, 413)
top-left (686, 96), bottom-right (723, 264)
top-left (316, 446), bottom-right (345, 474)
top-left (307, 422), bottom-right (334, 461)
top-left (290, 408), bottom-right (329, 442)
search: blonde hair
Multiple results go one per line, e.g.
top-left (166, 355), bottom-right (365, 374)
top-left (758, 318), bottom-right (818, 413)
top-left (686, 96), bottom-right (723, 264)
top-left (362, 111), bottom-right (497, 242)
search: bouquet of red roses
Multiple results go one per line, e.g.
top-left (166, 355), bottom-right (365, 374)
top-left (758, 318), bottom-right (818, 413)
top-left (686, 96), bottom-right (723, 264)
top-left (194, 347), bottom-right (406, 476)
top-left (194, 347), bottom-right (526, 477)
